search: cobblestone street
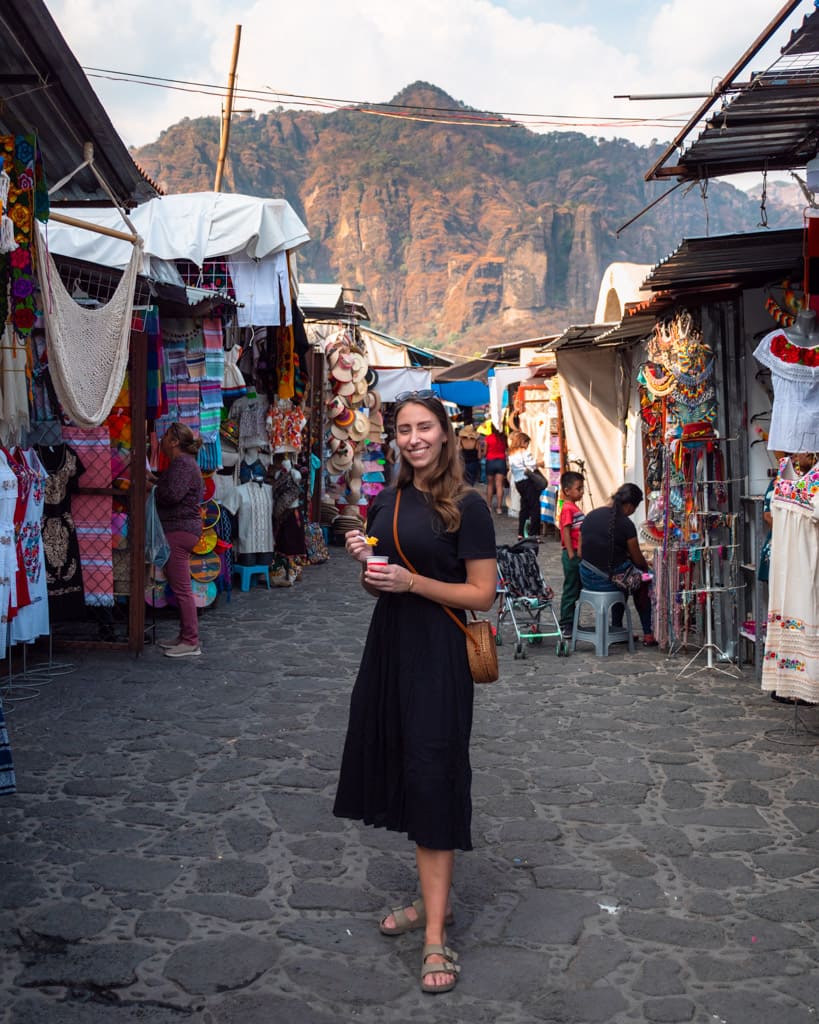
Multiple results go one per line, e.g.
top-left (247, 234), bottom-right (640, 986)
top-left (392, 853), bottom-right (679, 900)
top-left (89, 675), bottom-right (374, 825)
top-left (1, 517), bottom-right (818, 1023)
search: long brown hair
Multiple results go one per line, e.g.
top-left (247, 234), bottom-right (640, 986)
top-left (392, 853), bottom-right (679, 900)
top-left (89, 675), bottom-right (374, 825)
top-left (393, 395), bottom-right (466, 532)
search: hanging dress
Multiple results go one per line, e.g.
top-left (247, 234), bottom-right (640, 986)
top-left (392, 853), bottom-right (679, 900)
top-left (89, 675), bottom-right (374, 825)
top-left (0, 451), bottom-right (18, 657)
top-left (10, 448), bottom-right (49, 644)
top-left (36, 444), bottom-right (86, 621)
top-left (4, 447), bottom-right (32, 618)
top-left (761, 458), bottom-right (819, 703)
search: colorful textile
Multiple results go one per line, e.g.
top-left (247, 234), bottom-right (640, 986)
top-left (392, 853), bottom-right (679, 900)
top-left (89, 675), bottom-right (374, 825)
top-left (198, 438), bottom-right (221, 472)
top-left (199, 406), bottom-right (221, 443)
top-left (0, 134), bottom-right (49, 336)
top-left (0, 450), bottom-right (18, 649)
top-left (761, 458), bottom-right (819, 702)
top-left (143, 307), bottom-right (165, 418)
top-left (62, 426), bottom-right (114, 607)
top-left (176, 382), bottom-right (200, 433)
top-left (199, 382), bottom-right (223, 410)
top-left (202, 318), bottom-right (225, 381)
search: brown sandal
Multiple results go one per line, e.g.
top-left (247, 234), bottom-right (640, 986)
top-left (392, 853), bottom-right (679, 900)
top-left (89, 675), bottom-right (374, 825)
top-left (379, 897), bottom-right (455, 936)
top-left (420, 943), bottom-right (460, 994)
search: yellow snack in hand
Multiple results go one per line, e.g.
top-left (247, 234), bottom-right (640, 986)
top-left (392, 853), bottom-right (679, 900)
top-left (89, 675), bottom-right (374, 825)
top-left (364, 535), bottom-right (379, 547)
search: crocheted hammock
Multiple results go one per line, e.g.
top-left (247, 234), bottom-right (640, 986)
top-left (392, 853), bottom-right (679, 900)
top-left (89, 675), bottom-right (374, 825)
top-left (35, 225), bottom-right (142, 427)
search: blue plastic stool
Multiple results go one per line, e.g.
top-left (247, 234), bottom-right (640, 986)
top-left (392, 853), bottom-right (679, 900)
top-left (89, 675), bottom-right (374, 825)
top-left (233, 564), bottom-right (270, 592)
top-left (571, 589), bottom-right (635, 656)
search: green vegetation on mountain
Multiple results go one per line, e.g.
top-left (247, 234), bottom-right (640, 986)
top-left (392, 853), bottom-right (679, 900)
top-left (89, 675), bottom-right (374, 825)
top-left (133, 82), bottom-right (799, 351)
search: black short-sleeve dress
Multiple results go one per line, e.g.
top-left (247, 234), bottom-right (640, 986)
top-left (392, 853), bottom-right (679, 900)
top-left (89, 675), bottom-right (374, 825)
top-left (333, 485), bottom-right (496, 851)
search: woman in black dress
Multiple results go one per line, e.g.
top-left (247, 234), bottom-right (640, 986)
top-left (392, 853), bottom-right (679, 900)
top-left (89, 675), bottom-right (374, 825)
top-left (334, 392), bottom-right (496, 994)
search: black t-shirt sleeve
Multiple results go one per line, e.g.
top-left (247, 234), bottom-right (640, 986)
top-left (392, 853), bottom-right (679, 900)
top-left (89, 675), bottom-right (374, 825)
top-left (457, 490), bottom-right (496, 560)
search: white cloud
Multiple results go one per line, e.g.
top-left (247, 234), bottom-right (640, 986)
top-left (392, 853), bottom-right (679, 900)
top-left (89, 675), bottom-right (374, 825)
top-left (46, 0), bottom-right (807, 153)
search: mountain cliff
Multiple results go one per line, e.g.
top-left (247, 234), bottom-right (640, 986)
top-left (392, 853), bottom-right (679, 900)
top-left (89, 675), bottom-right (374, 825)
top-left (133, 83), bottom-right (800, 352)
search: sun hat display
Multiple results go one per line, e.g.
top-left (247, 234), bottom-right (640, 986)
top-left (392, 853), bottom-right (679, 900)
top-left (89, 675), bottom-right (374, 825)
top-left (330, 350), bottom-right (355, 382)
top-left (200, 499), bottom-right (221, 530)
top-left (348, 410), bottom-right (370, 441)
top-left (330, 423), bottom-right (351, 442)
top-left (350, 352), bottom-right (368, 382)
top-left (326, 394), bottom-right (347, 420)
top-left (365, 389), bottom-right (382, 412)
top-left (190, 551), bottom-right (221, 583)
top-left (192, 528), bottom-right (218, 554)
top-left (334, 379), bottom-right (357, 397)
top-left (334, 406), bottom-right (355, 429)
top-left (191, 579), bottom-right (218, 607)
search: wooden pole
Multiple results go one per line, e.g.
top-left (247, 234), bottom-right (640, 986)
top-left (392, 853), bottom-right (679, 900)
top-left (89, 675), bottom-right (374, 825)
top-left (214, 25), bottom-right (242, 193)
top-left (645, 0), bottom-right (803, 180)
top-left (49, 210), bottom-right (138, 244)
top-left (128, 326), bottom-right (148, 654)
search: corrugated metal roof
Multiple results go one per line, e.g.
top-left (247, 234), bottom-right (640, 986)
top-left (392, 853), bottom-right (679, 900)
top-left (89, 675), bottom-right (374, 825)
top-left (652, 7), bottom-right (819, 180)
top-left (433, 358), bottom-right (495, 382)
top-left (542, 323), bottom-right (617, 351)
top-left (642, 228), bottom-right (803, 291)
top-left (0, 0), bottom-right (158, 206)
top-left (297, 283), bottom-right (345, 313)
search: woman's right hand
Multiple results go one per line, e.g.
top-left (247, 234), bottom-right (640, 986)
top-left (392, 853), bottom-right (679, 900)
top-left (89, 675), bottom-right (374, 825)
top-left (345, 529), bottom-right (370, 564)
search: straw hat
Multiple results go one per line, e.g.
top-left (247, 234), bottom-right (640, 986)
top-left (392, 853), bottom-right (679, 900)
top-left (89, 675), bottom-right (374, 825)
top-left (334, 379), bottom-right (357, 397)
top-left (350, 352), bottom-right (368, 382)
top-left (329, 425), bottom-right (350, 445)
top-left (326, 394), bottom-right (347, 420)
top-left (348, 410), bottom-right (370, 442)
top-left (334, 406), bottom-right (355, 429)
top-left (330, 350), bottom-right (355, 382)
top-left (327, 440), bottom-right (354, 472)
top-left (365, 389), bottom-right (382, 412)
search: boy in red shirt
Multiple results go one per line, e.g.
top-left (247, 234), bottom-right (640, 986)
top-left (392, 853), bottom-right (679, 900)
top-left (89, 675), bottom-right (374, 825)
top-left (559, 471), bottom-right (585, 634)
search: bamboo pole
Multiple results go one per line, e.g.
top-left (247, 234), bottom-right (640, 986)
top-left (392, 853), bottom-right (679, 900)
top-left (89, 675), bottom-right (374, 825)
top-left (49, 210), bottom-right (138, 244)
top-left (214, 25), bottom-right (242, 193)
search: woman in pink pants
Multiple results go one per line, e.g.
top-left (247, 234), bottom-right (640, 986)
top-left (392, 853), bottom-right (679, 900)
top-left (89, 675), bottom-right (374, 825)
top-left (151, 422), bottom-right (204, 657)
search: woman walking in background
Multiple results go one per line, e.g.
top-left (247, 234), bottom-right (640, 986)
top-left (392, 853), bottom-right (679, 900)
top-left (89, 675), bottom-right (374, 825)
top-left (151, 422), bottom-right (204, 658)
top-left (335, 392), bottom-right (496, 995)
top-left (482, 422), bottom-right (508, 514)
top-left (507, 430), bottom-right (542, 540)
top-left (457, 423), bottom-right (483, 486)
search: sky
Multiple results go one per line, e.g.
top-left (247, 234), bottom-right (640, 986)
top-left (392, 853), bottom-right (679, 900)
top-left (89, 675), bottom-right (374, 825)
top-left (47, 0), bottom-right (809, 180)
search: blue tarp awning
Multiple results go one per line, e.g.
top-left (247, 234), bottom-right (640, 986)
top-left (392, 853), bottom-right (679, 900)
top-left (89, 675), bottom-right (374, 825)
top-left (433, 380), bottom-right (490, 407)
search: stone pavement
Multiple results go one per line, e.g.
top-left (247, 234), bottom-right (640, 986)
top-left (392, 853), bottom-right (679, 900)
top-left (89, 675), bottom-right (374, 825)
top-left (1, 513), bottom-right (818, 1024)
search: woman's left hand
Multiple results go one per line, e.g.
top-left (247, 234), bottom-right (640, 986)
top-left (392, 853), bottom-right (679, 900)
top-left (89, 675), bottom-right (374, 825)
top-left (364, 563), bottom-right (415, 593)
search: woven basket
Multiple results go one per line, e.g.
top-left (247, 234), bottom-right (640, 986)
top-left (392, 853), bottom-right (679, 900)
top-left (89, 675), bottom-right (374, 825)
top-left (466, 619), bottom-right (499, 684)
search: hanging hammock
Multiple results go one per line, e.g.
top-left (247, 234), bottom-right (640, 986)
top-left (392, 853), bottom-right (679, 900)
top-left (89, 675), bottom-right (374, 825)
top-left (35, 224), bottom-right (142, 428)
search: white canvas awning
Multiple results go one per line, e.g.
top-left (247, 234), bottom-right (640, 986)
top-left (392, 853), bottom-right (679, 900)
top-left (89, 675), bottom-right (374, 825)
top-left (45, 191), bottom-right (309, 272)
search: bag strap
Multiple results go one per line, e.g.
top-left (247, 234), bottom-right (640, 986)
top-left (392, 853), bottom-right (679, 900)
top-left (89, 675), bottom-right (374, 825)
top-left (392, 487), bottom-right (480, 651)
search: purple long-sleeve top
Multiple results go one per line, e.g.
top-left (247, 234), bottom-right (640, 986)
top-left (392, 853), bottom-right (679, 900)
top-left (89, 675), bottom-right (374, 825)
top-left (155, 453), bottom-right (204, 536)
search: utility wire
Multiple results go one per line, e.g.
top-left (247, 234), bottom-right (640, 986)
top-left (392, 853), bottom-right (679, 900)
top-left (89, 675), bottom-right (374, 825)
top-left (82, 66), bottom-right (691, 130)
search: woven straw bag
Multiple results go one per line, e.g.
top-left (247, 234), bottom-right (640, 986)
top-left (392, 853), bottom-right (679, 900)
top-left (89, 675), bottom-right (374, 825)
top-left (393, 489), bottom-right (499, 684)
top-left (464, 617), bottom-right (499, 683)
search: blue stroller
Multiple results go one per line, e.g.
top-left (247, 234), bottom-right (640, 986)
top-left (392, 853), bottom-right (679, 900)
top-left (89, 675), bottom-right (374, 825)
top-left (496, 540), bottom-right (569, 658)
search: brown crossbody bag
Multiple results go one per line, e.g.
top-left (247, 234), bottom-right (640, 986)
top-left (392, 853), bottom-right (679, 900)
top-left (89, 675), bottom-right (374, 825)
top-left (392, 488), bottom-right (498, 684)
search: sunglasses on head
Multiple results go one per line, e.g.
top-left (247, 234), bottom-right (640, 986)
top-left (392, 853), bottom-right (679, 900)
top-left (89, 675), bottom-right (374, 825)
top-left (394, 389), bottom-right (435, 402)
